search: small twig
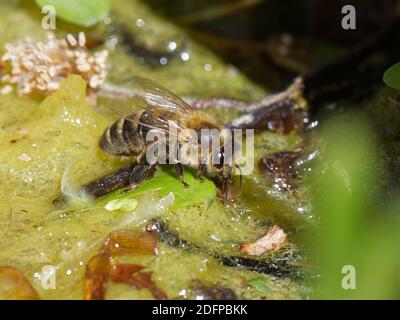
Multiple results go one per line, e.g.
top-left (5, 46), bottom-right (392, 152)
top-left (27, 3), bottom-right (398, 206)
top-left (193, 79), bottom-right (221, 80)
top-left (147, 219), bottom-right (299, 278)
top-left (226, 77), bottom-right (311, 134)
top-left (99, 83), bottom-right (141, 99)
top-left (184, 97), bottom-right (259, 111)
top-left (99, 82), bottom-right (262, 111)
top-left (116, 24), bottom-right (181, 68)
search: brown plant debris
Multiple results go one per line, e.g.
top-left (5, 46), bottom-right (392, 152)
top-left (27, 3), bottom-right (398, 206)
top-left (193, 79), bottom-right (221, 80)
top-left (84, 229), bottom-right (166, 300)
top-left (240, 225), bottom-right (287, 256)
top-left (0, 266), bottom-right (40, 300)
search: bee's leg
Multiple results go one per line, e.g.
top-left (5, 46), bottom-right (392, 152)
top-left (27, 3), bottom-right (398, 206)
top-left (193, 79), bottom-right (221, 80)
top-left (223, 167), bottom-right (233, 205)
top-left (196, 164), bottom-right (207, 183)
top-left (197, 175), bottom-right (205, 183)
top-left (175, 142), bottom-right (189, 188)
top-left (128, 155), bottom-right (156, 189)
top-left (175, 163), bottom-right (189, 188)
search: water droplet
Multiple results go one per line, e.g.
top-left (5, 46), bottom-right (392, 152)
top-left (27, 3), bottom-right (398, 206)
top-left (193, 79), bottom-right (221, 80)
top-left (160, 57), bottom-right (168, 65)
top-left (167, 41), bottom-right (177, 52)
top-left (136, 18), bottom-right (145, 28)
top-left (180, 51), bottom-right (190, 61)
top-left (106, 36), bottom-right (119, 50)
top-left (204, 63), bottom-right (212, 72)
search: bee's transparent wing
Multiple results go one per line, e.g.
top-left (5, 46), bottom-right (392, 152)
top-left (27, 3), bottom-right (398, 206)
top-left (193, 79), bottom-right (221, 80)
top-left (107, 97), bottom-right (147, 118)
top-left (107, 95), bottom-right (190, 142)
top-left (133, 76), bottom-right (193, 114)
top-left (106, 77), bottom-right (194, 142)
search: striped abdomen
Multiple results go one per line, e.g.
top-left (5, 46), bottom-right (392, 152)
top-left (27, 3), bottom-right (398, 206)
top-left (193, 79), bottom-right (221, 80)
top-left (99, 113), bottom-right (146, 156)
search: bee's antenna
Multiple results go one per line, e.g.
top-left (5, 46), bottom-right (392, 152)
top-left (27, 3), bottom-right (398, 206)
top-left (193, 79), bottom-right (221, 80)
top-left (235, 164), bottom-right (243, 194)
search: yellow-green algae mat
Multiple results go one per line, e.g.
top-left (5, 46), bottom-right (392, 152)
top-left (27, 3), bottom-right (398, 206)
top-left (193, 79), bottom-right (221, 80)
top-left (0, 76), bottom-right (303, 299)
top-left (0, 0), bottom-right (307, 299)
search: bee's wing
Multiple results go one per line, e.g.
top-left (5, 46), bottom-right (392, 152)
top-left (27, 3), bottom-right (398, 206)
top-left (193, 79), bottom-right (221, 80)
top-left (133, 76), bottom-right (193, 115)
top-left (107, 97), bottom-right (147, 119)
top-left (107, 96), bottom-right (190, 142)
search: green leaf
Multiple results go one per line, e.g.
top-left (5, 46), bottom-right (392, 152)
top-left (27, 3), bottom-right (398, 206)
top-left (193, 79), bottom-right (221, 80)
top-left (384, 62), bottom-right (400, 90)
top-left (35, 0), bottom-right (112, 27)
top-left (98, 166), bottom-right (217, 210)
top-left (247, 277), bottom-right (271, 293)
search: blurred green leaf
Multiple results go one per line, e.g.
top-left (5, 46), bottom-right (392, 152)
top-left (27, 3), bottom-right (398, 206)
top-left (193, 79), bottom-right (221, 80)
top-left (310, 113), bottom-right (400, 299)
top-left (310, 114), bottom-right (376, 299)
top-left (247, 277), bottom-right (271, 293)
top-left (98, 166), bottom-right (216, 210)
top-left (35, 0), bottom-right (112, 27)
top-left (384, 62), bottom-right (400, 90)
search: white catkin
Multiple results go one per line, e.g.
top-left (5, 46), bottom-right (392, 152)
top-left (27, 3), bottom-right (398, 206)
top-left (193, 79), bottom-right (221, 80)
top-left (0, 32), bottom-right (108, 96)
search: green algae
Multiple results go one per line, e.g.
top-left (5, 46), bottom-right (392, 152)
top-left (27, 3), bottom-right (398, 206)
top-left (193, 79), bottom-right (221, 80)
top-left (0, 1), bottom-right (309, 300)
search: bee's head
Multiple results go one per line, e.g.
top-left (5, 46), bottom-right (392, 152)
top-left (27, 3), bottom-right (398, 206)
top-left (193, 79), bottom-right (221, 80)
top-left (210, 129), bottom-right (243, 203)
top-left (212, 129), bottom-right (242, 167)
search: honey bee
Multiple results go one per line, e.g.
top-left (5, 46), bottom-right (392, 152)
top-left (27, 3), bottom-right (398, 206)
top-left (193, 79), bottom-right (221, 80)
top-left (99, 77), bottom-right (242, 202)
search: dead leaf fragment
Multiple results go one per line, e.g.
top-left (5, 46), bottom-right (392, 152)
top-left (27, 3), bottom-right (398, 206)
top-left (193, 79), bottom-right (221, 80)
top-left (240, 225), bottom-right (287, 256)
top-left (0, 266), bottom-right (39, 300)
